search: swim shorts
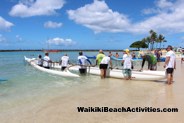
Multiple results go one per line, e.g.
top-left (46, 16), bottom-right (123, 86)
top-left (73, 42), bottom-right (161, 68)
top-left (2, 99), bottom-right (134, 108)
top-left (166, 68), bottom-right (174, 74)
top-left (99, 64), bottom-right (108, 69)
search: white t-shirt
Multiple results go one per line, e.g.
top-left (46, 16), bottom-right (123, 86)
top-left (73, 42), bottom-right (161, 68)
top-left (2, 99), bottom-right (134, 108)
top-left (123, 54), bottom-right (132, 69)
top-left (78, 55), bottom-right (88, 66)
top-left (43, 56), bottom-right (50, 67)
top-left (100, 56), bottom-right (110, 64)
top-left (165, 50), bottom-right (176, 68)
top-left (37, 58), bottom-right (43, 66)
top-left (61, 56), bottom-right (69, 67)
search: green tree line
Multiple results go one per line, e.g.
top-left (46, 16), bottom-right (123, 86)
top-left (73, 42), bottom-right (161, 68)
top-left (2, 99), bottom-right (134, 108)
top-left (130, 30), bottom-right (167, 50)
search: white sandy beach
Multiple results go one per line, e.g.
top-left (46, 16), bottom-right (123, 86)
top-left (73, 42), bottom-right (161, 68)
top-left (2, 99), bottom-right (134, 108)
top-left (0, 59), bottom-right (184, 123)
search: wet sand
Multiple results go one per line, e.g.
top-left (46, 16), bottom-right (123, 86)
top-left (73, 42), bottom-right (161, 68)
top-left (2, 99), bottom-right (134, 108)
top-left (132, 59), bottom-right (184, 123)
top-left (0, 60), bottom-right (184, 123)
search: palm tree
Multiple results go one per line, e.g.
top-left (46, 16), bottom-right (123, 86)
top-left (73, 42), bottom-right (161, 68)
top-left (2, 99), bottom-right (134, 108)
top-left (163, 40), bottom-right (167, 49)
top-left (157, 34), bottom-right (165, 49)
top-left (154, 38), bottom-right (159, 49)
top-left (149, 30), bottom-right (157, 50)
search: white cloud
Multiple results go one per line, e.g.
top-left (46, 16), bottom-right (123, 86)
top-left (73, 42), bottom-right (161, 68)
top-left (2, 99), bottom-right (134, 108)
top-left (16, 35), bottom-right (23, 41)
top-left (142, 8), bottom-right (160, 15)
top-left (133, 0), bottom-right (184, 33)
top-left (0, 16), bottom-right (14, 31)
top-left (67, 0), bottom-right (131, 33)
top-left (47, 37), bottom-right (75, 46)
top-left (9, 0), bottom-right (65, 17)
top-left (44, 21), bottom-right (63, 28)
top-left (67, 0), bottom-right (184, 34)
top-left (156, 0), bottom-right (173, 9)
top-left (0, 34), bottom-right (7, 43)
top-left (142, 0), bottom-right (174, 15)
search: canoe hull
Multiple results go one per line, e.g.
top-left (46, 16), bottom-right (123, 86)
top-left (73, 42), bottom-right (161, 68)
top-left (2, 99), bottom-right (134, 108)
top-left (67, 66), bottom-right (166, 81)
top-left (24, 56), bottom-right (80, 78)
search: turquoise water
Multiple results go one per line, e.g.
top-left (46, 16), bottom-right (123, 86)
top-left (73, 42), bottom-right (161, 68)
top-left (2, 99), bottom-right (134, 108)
top-left (0, 51), bottom-right (97, 111)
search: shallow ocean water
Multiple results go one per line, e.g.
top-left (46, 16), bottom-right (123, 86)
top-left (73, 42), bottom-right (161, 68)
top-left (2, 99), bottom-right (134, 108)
top-left (0, 51), bottom-right (162, 122)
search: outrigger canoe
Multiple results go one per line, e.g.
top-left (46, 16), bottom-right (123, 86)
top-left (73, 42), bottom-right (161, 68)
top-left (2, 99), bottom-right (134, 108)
top-left (24, 56), bottom-right (80, 78)
top-left (53, 64), bottom-right (166, 81)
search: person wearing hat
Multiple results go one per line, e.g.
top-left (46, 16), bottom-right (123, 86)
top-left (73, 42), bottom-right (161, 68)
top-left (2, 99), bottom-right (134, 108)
top-left (164, 45), bottom-right (176, 85)
top-left (140, 52), bottom-right (157, 71)
top-left (122, 49), bottom-right (133, 80)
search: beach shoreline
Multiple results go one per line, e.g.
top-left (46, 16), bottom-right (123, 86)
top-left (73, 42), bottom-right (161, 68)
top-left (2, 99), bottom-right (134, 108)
top-left (0, 60), bottom-right (183, 123)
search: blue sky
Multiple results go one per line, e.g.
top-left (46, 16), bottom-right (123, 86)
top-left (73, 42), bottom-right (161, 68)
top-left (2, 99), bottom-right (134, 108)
top-left (1, 0), bottom-right (184, 50)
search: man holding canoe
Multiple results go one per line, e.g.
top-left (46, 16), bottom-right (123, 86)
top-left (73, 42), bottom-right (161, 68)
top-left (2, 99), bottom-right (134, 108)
top-left (122, 49), bottom-right (133, 80)
top-left (43, 53), bottom-right (52, 69)
top-left (60, 54), bottom-right (69, 71)
top-left (78, 51), bottom-right (92, 74)
top-left (140, 52), bottom-right (157, 71)
top-left (164, 45), bottom-right (176, 85)
top-left (96, 50), bottom-right (112, 79)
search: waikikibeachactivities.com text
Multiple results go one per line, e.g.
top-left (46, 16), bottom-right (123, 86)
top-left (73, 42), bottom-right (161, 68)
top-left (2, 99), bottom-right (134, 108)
top-left (77, 107), bottom-right (178, 113)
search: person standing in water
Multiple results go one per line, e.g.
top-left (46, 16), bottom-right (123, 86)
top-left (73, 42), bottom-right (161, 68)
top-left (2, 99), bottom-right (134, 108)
top-left (43, 53), bottom-right (52, 69)
top-left (99, 53), bottom-right (113, 78)
top-left (140, 52), bottom-right (157, 71)
top-left (60, 54), bottom-right (69, 71)
top-left (78, 51), bottom-right (91, 74)
top-left (96, 50), bottom-right (106, 78)
top-left (164, 45), bottom-right (176, 85)
top-left (122, 49), bottom-right (133, 80)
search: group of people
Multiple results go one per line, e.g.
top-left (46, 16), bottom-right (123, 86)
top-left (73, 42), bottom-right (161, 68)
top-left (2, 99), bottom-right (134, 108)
top-left (36, 45), bottom-right (176, 84)
top-left (37, 53), bottom-right (65, 69)
top-left (97, 46), bottom-right (176, 84)
top-left (96, 49), bottom-right (132, 80)
top-left (139, 46), bottom-right (176, 85)
top-left (36, 50), bottom-right (113, 78)
top-left (37, 52), bottom-right (52, 69)
top-left (140, 45), bottom-right (176, 85)
top-left (36, 52), bottom-right (91, 72)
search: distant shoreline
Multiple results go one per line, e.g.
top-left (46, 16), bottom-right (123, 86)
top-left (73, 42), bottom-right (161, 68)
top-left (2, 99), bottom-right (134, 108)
top-left (0, 49), bottom-right (139, 52)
